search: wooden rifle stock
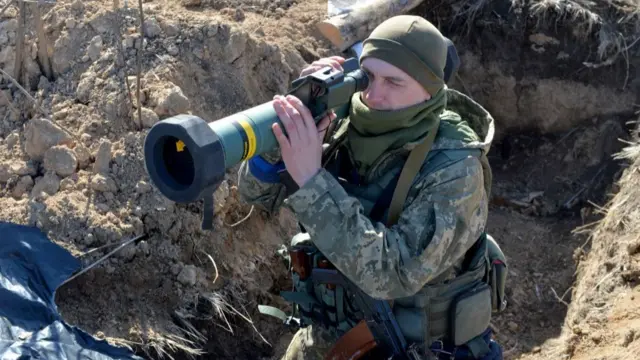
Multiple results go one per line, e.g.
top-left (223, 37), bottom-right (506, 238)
top-left (325, 320), bottom-right (378, 360)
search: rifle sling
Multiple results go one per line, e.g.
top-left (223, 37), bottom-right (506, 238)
top-left (369, 120), bottom-right (439, 226)
top-left (386, 119), bottom-right (439, 227)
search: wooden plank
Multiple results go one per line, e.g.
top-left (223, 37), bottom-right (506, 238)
top-left (317, 0), bottom-right (426, 52)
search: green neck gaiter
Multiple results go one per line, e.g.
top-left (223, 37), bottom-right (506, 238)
top-left (346, 88), bottom-right (447, 176)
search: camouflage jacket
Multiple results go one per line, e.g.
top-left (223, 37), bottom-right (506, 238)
top-left (236, 88), bottom-right (494, 300)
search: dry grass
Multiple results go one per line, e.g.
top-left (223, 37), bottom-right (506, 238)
top-left (109, 327), bottom-right (206, 360)
top-left (530, 0), bottom-right (640, 70)
top-left (447, 0), bottom-right (640, 68)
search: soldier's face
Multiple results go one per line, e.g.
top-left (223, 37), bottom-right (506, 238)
top-left (360, 57), bottom-right (431, 111)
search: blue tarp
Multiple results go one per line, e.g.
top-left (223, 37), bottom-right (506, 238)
top-left (0, 221), bottom-right (143, 359)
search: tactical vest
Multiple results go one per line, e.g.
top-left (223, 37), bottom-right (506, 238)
top-left (261, 119), bottom-right (508, 359)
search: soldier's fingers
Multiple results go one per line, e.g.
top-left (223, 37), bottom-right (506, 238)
top-left (280, 96), bottom-right (308, 145)
top-left (272, 123), bottom-right (291, 152)
top-left (328, 56), bottom-right (346, 64)
top-left (273, 96), bottom-right (300, 147)
top-left (312, 58), bottom-right (342, 71)
top-left (286, 95), bottom-right (316, 141)
top-left (300, 66), bottom-right (321, 77)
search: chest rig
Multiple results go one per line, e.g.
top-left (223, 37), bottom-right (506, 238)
top-left (260, 118), bottom-right (508, 359)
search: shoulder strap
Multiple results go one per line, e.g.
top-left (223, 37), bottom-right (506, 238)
top-left (386, 119), bottom-right (440, 227)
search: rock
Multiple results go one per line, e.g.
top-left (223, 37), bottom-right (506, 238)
top-left (103, 91), bottom-right (129, 122)
top-left (182, 0), bottom-right (202, 6)
top-left (213, 180), bottom-right (229, 214)
top-left (0, 162), bottom-right (11, 182)
top-left (93, 139), bottom-right (112, 174)
top-left (0, 89), bottom-right (11, 107)
top-left (206, 25), bottom-right (219, 37)
top-left (162, 21), bottom-right (180, 37)
top-left (84, 233), bottom-right (95, 246)
top-left (123, 35), bottom-right (134, 49)
top-left (90, 174), bottom-right (118, 193)
top-left (13, 175), bottom-right (34, 199)
top-left (52, 35), bottom-right (73, 74)
top-left (0, 45), bottom-right (15, 66)
top-left (118, 244), bottom-right (137, 261)
top-left (235, 8), bottom-right (245, 21)
top-left (88, 13), bottom-right (111, 34)
top-left (154, 86), bottom-right (190, 118)
top-left (75, 145), bottom-right (92, 169)
top-left (5, 132), bottom-right (18, 148)
top-left (95, 203), bottom-right (109, 213)
top-left (38, 76), bottom-right (50, 91)
top-left (621, 329), bottom-right (635, 347)
top-left (225, 31), bottom-right (247, 63)
top-left (171, 263), bottom-right (182, 276)
top-left (135, 107), bottom-right (160, 128)
top-left (66, 18), bottom-right (77, 29)
top-left (44, 145), bottom-right (78, 177)
top-left (0, 31), bottom-right (8, 47)
top-left (143, 18), bottom-right (162, 38)
top-left (0, 19), bottom-right (19, 32)
top-left (135, 180), bottom-right (152, 194)
top-left (76, 76), bottom-right (93, 104)
top-left (31, 171), bottom-right (61, 197)
top-left (81, 133), bottom-right (92, 145)
top-left (10, 161), bottom-right (37, 177)
top-left (165, 42), bottom-right (179, 56)
top-left (24, 119), bottom-right (72, 161)
top-left (87, 35), bottom-right (103, 62)
top-left (177, 264), bottom-right (197, 286)
top-left (71, 0), bottom-right (84, 12)
top-left (137, 240), bottom-right (150, 256)
top-left (59, 177), bottom-right (75, 191)
top-left (134, 35), bottom-right (147, 50)
top-left (508, 321), bottom-right (519, 332)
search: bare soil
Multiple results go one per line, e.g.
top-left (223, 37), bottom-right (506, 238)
top-left (1, 0), bottom-right (640, 359)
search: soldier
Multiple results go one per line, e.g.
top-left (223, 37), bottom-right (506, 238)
top-left (237, 15), bottom-right (506, 360)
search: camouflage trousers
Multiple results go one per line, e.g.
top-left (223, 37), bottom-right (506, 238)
top-left (280, 325), bottom-right (339, 360)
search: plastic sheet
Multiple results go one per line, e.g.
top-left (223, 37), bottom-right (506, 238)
top-left (0, 221), bottom-right (142, 360)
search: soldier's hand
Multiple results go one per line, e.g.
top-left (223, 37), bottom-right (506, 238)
top-left (272, 94), bottom-right (325, 187)
top-left (299, 56), bottom-right (346, 77)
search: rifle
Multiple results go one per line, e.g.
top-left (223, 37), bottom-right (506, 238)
top-left (311, 268), bottom-right (422, 360)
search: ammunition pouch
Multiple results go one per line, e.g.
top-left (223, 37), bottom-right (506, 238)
top-left (390, 232), bottom-right (498, 359)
